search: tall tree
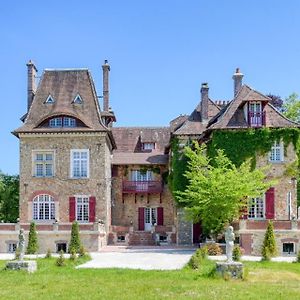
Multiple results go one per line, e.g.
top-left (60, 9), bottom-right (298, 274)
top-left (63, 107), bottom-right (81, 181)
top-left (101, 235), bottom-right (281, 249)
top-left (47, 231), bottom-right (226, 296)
top-left (266, 94), bottom-right (284, 112)
top-left (176, 143), bottom-right (274, 235)
top-left (0, 173), bottom-right (19, 222)
top-left (283, 93), bottom-right (300, 123)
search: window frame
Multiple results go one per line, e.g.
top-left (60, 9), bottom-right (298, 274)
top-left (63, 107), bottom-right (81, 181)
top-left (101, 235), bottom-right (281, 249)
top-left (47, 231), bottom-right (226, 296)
top-left (142, 142), bottom-right (156, 151)
top-left (32, 150), bottom-right (55, 177)
top-left (32, 194), bottom-right (56, 222)
top-left (248, 196), bottom-right (265, 220)
top-left (131, 170), bottom-right (153, 181)
top-left (70, 149), bottom-right (90, 179)
top-left (75, 195), bottom-right (89, 223)
top-left (269, 140), bottom-right (284, 163)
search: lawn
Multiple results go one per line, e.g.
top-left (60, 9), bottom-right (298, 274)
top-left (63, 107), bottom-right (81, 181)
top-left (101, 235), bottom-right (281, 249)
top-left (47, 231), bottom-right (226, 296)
top-left (0, 257), bottom-right (300, 300)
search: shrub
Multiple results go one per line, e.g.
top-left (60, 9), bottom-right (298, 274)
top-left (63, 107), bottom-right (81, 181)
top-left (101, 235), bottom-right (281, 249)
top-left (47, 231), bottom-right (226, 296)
top-left (70, 249), bottom-right (77, 261)
top-left (206, 243), bottom-right (222, 256)
top-left (79, 245), bottom-right (86, 257)
top-left (26, 222), bottom-right (38, 254)
top-left (197, 246), bottom-right (208, 259)
top-left (297, 251), bottom-right (300, 263)
top-left (45, 249), bottom-right (52, 259)
top-left (233, 245), bottom-right (242, 261)
top-left (189, 254), bottom-right (201, 269)
top-left (261, 221), bottom-right (277, 261)
top-left (14, 248), bottom-right (20, 260)
top-left (69, 222), bottom-right (81, 253)
top-left (56, 250), bottom-right (66, 267)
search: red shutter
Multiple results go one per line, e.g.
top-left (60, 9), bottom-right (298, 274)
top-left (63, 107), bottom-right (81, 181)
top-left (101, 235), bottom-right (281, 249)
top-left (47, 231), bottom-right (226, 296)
top-left (138, 207), bottom-right (145, 231)
top-left (265, 187), bottom-right (275, 219)
top-left (157, 207), bottom-right (164, 226)
top-left (89, 196), bottom-right (96, 222)
top-left (69, 197), bottom-right (76, 222)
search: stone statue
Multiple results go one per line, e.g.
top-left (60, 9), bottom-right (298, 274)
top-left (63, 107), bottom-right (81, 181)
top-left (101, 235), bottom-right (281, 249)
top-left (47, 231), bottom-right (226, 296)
top-left (18, 229), bottom-right (25, 261)
top-left (225, 226), bottom-right (235, 263)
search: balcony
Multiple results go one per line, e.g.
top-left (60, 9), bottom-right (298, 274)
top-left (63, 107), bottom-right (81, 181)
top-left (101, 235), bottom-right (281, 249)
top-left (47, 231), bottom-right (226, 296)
top-left (248, 111), bottom-right (266, 127)
top-left (122, 181), bottom-right (163, 194)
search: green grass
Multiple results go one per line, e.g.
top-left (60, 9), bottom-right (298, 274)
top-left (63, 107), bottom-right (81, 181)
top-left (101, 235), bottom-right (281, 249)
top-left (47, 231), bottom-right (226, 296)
top-left (1, 258), bottom-right (300, 300)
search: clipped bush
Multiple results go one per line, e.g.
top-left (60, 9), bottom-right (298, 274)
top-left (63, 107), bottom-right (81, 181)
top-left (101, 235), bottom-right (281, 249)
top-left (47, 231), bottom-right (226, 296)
top-left (261, 221), bottom-right (277, 261)
top-left (26, 222), bottom-right (38, 254)
top-left (189, 254), bottom-right (201, 269)
top-left (69, 221), bottom-right (81, 253)
top-left (196, 246), bottom-right (208, 259)
top-left (56, 250), bottom-right (66, 267)
top-left (206, 243), bottom-right (222, 256)
top-left (70, 249), bottom-right (77, 261)
top-left (233, 245), bottom-right (242, 261)
top-left (45, 249), bottom-right (52, 259)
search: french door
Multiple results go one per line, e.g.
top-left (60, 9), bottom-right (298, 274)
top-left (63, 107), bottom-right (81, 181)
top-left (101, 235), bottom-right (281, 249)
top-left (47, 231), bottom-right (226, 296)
top-left (144, 207), bottom-right (157, 231)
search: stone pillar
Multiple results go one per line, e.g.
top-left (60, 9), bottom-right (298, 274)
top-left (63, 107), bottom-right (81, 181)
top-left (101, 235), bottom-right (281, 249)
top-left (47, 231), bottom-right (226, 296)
top-left (26, 60), bottom-right (38, 111)
top-left (102, 60), bottom-right (110, 112)
top-left (200, 83), bottom-right (209, 122)
top-left (176, 208), bottom-right (193, 245)
top-left (232, 68), bottom-right (244, 97)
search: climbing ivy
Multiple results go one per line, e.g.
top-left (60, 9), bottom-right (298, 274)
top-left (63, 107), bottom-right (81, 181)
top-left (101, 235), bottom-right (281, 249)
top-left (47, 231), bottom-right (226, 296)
top-left (169, 128), bottom-right (300, 206)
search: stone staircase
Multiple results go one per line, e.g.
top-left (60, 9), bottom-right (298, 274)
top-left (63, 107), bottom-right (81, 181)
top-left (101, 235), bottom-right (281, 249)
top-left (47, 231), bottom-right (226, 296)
top-left (128, 231), bottom-right (156, 246)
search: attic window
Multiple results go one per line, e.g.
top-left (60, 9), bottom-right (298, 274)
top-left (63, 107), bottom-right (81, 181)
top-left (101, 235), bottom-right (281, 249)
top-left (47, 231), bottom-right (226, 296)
top-left (45, 95), bottom-right (55, 104)
top-left (73, 94), bottom-right (83, 104)
top-left (142, 143), bottom-right (155, 150)
top-left (49, 117), bottom-right (76, 128)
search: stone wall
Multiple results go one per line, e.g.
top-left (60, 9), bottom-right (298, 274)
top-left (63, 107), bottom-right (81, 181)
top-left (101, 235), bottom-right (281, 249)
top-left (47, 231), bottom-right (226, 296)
top-left (19, 133), bottom-right (112, 226)
top-left (0, 223), bottom-right (106, 253)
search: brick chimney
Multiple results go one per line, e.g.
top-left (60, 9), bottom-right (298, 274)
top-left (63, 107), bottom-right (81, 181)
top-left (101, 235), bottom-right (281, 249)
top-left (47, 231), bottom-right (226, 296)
top-left (232, 68), bottom-right (244, 97)
top-left (102, 59), bottom-right (110, 111)
top-left (201, 83), bottom-right (209, 122)
top-left (26, 60), bottom-right (38, 111)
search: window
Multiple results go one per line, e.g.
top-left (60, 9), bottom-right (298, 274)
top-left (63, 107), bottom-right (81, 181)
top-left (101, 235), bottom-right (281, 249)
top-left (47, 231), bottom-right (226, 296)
top-left (283, 242), bottom-right (295, 254)
top-left (269, 141), bottom-right (284, 162)
top-left (248, 197), bottom-right (264, 219)
top-left (63, 117), bottom-right (76, 127)
top-left (7, 243), bottom-right (17, 253)
top-left (76, 196), bottom-right (89, 222)
top-left (131, 170), bottom-right (153, 181)
top-left (33, 151), bottom-right (54, 177)
top-left (49, 117), bottom-right (76, 128)
top-left (45, 95), bottom-right (55, 104)
top-left (71, 149), bottom-right (89, 178)
top-left (73, 94), bottom-right (83, 104)
top-left (56, 243), bottom-right (67, 253)
top-left (142, 142), bottom-right (155, 150)
top-left (248, 101), bottom-right (264, 127)
top-left (33, 194), bottom-right (55, 221)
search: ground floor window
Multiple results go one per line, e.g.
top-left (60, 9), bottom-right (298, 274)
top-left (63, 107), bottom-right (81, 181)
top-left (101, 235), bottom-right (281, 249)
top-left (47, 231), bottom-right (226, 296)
top-left (56, 242), bottom-right (67, 253)
top-left (33, 194), bottom-right (55, 221)
top-left (7, 242), bottom-right (17, 253)
top-left (76, 196), bottom-right (89, 222)
top-left (283, 242), bottom-right (295, 254)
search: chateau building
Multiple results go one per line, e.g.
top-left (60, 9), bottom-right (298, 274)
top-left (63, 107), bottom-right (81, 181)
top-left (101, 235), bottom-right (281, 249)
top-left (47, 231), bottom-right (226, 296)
top-left (0, 61), bottom-right (299, 256)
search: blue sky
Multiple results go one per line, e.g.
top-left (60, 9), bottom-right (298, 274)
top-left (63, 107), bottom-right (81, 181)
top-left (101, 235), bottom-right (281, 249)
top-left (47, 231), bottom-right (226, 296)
top-left (0, 0), bottom-right (300, 174)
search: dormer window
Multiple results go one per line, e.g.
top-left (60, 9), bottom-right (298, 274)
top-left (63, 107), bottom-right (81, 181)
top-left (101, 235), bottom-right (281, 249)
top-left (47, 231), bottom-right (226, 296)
top-left (73, 94), bottom-right (83, 104)
top-left (49, 116), bottom-right (76, 128)
top-left (142, 142), bottom-right (155, 150)
top-left (247, 101), bottom-right (265, 127)
top-left (45, 95), bottom-right (55, 104)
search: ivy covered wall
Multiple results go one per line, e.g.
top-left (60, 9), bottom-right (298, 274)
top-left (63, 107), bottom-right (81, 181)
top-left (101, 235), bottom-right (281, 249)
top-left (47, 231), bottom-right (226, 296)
top-left (169, 128), bottom-right (300, 206)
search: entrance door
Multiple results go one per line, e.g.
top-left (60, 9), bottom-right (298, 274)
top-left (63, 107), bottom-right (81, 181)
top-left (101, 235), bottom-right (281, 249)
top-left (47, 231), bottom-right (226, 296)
top-left (144, 207), bottom-right (157, 231)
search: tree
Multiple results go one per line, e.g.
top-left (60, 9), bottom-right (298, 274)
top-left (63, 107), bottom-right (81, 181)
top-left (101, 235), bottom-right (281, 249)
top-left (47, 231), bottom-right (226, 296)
top-left (0, 173), bottom-right (19, 222)
top-left (266, 94), bottom-right (284, 112)
top-left (26, 222), bottom-right (38, 254)
top-left (283, 93), bottom-right (300, 123)
top-left (176, 143), bottom-right (274, 235)
top-left (69, 221), bottom-right (81, 253)
top-left (261, 221), bottom-right (277, 260)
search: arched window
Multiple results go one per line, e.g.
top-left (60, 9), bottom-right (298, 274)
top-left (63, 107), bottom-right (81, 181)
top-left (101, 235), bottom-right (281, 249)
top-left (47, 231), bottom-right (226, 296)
top-left (33, 194), bottom-right (55, 221)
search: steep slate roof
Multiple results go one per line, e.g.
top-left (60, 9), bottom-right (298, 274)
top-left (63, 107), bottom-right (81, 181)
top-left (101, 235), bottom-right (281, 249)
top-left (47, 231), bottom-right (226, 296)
top-left (173, 98), bottom-right (220, 135)
top-left (208, 85), bottom-right (299, 129)
top-left (112, 127), bottom-right (170, 165)
top-left (14, 69), bottom-right (108, 135)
